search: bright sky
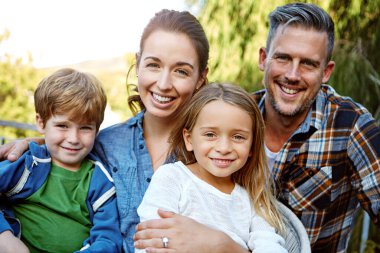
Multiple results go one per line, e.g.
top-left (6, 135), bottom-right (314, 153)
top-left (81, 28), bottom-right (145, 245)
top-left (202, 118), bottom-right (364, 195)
top-left (0, 0), bottom-right (187, 68)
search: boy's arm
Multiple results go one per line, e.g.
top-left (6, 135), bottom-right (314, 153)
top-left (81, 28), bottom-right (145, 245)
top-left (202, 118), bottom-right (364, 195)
top-left (0, 230), bottom-right (29, 253)
top-left (75, 161), bottom-right (123, 253)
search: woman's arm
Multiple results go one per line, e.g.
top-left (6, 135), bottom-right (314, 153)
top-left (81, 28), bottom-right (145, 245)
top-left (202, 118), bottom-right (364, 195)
top-left (0, 137), bottom-right (44, 161)
top-left (134, 209), bottom-right (249, 253)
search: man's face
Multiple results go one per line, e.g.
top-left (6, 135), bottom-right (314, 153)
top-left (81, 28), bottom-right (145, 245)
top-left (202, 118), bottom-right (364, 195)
top-left (259, 25), bottom-right (335, 118)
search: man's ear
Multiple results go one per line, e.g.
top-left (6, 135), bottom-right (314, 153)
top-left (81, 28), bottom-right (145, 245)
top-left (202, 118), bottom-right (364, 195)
top-left (35, 113), bottom-right (45, 134)
top-left (322, 60), bottom-right (335, 83)
top-left (258, 47), bottom-right (267, 72)
top-left (183, 128), bottom-right (193, 152)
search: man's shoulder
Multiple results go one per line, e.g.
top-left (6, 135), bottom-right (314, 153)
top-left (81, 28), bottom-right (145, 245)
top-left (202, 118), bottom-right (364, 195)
top-left (321, 85), bottom-right (372, 116)
top-left (251, 89), bottom-right (266, 102)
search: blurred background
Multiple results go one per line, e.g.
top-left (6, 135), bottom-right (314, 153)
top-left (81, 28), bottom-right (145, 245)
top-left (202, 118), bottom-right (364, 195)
top-left (1, 0), bottom-right (379, 251)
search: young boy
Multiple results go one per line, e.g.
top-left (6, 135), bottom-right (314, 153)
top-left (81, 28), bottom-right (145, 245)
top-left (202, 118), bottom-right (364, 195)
top-left (0, 68), bottom-right (122, 253)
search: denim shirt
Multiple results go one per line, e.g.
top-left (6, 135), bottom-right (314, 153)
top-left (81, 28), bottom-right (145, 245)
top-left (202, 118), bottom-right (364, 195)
top-left (93, 111), bottom-right (153, 253)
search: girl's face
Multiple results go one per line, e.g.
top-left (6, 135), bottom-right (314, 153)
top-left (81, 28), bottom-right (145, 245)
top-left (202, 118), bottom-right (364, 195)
top-left (183, 100), bottom-right (253, 187)
top-left (137, 30), bottom-right (206, 120)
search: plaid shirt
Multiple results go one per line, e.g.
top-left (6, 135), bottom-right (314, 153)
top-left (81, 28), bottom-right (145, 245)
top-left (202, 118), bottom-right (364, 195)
top-left (254, 85), bottom-right (380, 253)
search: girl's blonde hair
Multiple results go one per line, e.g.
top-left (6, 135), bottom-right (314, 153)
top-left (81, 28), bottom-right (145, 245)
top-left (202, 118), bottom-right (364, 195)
top-left (169, 82), bottom-right (284, 232)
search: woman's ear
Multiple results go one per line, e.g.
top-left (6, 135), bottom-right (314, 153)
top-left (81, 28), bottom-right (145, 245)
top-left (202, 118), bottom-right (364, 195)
top-left (183, 128), bottom-right (193, 152)
top-left (35, 113), bottom-right (45, 134)
top-left (196, 67), bottom-right (209, 90)
top-left (135, 52), bottom-right (141, 75)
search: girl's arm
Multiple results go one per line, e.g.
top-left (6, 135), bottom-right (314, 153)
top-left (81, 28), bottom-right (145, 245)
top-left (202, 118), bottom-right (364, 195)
top-left (0, 230), bottom-right (30, 253)
top-left (0, 137), bottom-right (44, 162)
top-left (134, 210), bottom-right (249, 253)
top-left (248, 215), bottom-right (287, 253)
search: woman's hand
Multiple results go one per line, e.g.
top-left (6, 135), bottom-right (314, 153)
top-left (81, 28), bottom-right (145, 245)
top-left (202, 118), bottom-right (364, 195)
top-left (0, 137), bottom-right (44, 161)
top-left (134, 209), bottom-right (249, 253)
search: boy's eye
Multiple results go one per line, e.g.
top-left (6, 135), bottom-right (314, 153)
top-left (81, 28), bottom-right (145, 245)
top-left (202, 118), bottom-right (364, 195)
top-left (56, 124), bottom-right (68, 129)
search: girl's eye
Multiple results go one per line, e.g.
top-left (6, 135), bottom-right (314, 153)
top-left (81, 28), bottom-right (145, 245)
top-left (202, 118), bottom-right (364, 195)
top-left (204, 132), bottom-right (216, 138)
top-left (233, 135), bottom-right (246, 141)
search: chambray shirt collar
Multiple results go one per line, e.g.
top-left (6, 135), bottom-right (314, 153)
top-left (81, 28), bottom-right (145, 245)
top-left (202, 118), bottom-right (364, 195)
top-left (126, 110), bottom-right (144, 129)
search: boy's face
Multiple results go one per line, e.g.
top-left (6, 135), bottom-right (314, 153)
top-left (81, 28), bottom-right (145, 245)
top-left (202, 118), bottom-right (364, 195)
top-left (36, 114), bottom-right (97, 171)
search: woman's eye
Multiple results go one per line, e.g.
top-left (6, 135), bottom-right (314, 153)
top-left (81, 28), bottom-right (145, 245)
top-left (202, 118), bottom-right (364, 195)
top-left (146, 62), bottom-right (159, 68)
top-left (176, 69), bottom-right (189, 76)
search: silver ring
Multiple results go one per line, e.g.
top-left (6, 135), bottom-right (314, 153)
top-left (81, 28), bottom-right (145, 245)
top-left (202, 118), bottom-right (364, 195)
top-left (162, 236), bottom-right (169, 248)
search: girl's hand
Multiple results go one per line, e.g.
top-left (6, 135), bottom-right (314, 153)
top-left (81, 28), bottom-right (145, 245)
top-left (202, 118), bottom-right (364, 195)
top-left (0, 137), bottom-right (44, 161)
top-left (134, 209), bottom-right (249, 253)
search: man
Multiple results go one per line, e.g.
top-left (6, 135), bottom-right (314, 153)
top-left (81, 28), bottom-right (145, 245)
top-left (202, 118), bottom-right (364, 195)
top-left (253, 2), bottom-right (380, 252)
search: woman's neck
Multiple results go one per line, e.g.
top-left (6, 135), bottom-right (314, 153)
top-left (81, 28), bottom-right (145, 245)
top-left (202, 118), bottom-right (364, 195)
top-left (143, 113), bottom-right (175, 171)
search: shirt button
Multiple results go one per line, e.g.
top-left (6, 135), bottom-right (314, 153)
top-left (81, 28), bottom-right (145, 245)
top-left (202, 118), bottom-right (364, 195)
top-left (146, 178), bottom-right (151, 183)
top-left (113, 167), bottom-right (118, 173)
top-left (139, 144), bottom-right (144, 149)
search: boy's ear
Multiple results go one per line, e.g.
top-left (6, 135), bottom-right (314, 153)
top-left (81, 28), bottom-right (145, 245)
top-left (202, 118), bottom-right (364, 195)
top-left (35, 114), bottom-right (45, 134)
top-left (183, 128), bottom-right (193, 152)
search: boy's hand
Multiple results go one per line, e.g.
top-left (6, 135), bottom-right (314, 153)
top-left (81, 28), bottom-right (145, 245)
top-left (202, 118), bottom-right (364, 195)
top-left (0, 230), bottom-right (30, 253)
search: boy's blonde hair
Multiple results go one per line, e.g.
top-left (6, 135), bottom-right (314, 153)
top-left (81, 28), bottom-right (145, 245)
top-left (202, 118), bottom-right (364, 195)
top-left (169, 82), bottom-right (284, 232)
top-left (34, 68), bottom-right (107, 131)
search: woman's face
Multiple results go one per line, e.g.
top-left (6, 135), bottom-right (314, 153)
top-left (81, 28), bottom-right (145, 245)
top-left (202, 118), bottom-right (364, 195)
top-left (137, 30), bottom-right (206, 120)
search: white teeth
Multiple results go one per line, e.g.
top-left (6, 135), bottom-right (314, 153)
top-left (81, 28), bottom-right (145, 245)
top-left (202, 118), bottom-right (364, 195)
top-left (153, 93), bottom-right (172, 103)
top-left (282, 86), bottom-right (298, 94)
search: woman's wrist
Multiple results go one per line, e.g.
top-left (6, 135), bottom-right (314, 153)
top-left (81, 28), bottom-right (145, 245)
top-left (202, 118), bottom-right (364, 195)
top-left (211, 230), bottom-right (249, 253)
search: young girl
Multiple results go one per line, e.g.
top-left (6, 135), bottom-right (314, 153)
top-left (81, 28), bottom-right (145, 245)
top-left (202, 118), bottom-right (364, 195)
top-left (136, 83), bottom-right (287, 252)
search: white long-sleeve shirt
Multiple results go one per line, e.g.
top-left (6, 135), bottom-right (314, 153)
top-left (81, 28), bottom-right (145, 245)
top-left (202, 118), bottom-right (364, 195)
top-left (136, 161), bottom-right (287, 252)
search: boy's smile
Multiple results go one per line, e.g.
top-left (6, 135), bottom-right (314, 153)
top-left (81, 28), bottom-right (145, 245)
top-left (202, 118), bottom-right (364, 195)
top-left (36, 114), bottom-right (96, 171)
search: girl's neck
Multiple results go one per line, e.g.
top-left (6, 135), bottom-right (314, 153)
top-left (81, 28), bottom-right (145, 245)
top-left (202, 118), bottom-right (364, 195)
top-left (188, 163), bottom-right (235, 194)
top-left (143, 112), bottom-right (175, 171)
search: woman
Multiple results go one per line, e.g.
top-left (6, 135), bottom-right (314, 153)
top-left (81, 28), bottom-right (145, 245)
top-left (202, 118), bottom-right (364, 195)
top-left (0, 10), bottom-right (250, 253)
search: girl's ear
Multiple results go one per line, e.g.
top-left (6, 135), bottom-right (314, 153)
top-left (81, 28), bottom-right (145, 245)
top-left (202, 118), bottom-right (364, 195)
top-left (35, 113), bottom-right (45, 134)
top-left (183, 128), bottom-right (194, 152)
